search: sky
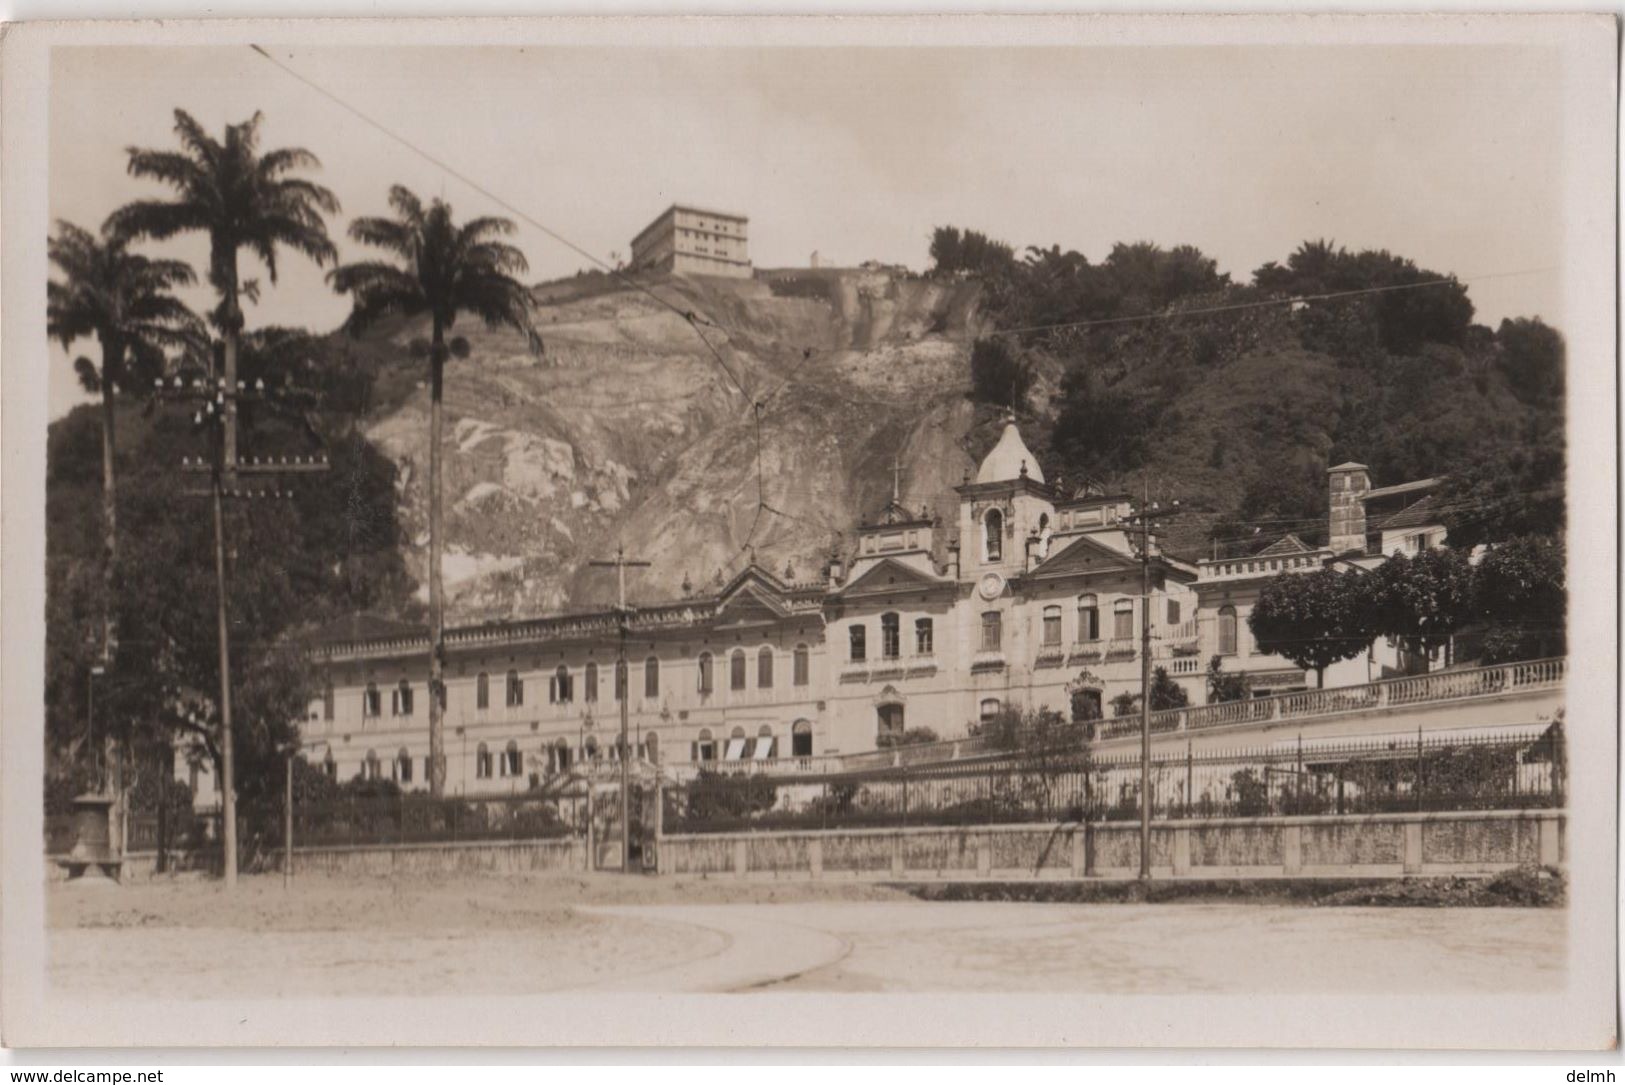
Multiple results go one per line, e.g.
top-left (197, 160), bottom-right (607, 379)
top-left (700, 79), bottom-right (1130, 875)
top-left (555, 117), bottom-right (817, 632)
top-left (47, 43), bottom-right (1567, 417)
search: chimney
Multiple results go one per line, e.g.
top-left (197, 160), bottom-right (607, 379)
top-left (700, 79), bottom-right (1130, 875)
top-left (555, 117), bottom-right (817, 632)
top-left (1327, 462), bottom-right (1371, 554)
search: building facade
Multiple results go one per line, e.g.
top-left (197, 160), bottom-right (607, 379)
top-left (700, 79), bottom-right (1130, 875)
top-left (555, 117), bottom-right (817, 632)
top-left (629, 205), bottom-right (751, 279)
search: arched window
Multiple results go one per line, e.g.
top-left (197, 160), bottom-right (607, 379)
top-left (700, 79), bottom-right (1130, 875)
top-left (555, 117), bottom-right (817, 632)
top-left (395, 747), bottom-right (413, 784)
top-left (552, 738), bottom-right (572, 774)
top-left (476, 742), bottom-right (492, 779)
top-left (1218, 605), bottom-right (1238, 656)
top-left (615, 659), bottom-right (627, 701)
top-left (1113, 598), bottom-right (1135, 640)
top-left (552, 664), bottom-right (573, 704)
top-left (392, 680), bottom-right (414, 717)
top-left (793, 644), bottom-right (810, 685)
top-left (504, 740), bottom-right (522, 777)
top-left (505, 670), bottom-right (524, 707)
top-left (695, 728), bottom-right (716, 762)
top-left (792, 719), bottom-right (814, 757)
top-left (979, 698), bottom-right (1002, 723)
top-left (755, 723), bottom-right (776, 759)
top-left (476, 671), bottom-right (490, 710)
top-left (849, 624), bottom-right (867, 662)
top-left (365, 749), bottom-right (381, 780)
top-left (583, 735), bottom-right (599, 761)
top-left (645, 656), bottom-right (660, 698)
top-left (877, 703), bottom-right (904, 738)
top-left (1078, 594), bottom-right (1099, 642)
top-left (363, 682), bottom-right (381, 719)
top-left (984, 508), bottom-right (1004, 562)
top-left (644, 731), bottom-right (660, 763)
top-left (730, 649), bottom-right (747, 691)
top-left (1042, 604), bottom-right (1062, 647)
top-left (757, 647), bottom-right (774, 688)
top-left (915, 619), bottom-right (933, 655)
top-left (980, 611), bottom-right (1002, 652)
top-left (322, 677), bottom-right (335, 721)
top-left (880, 612), bottom-right (900, 659)
top-left (697, 652), bottom-right (714, 695)
top-left (584, 662), bottom-right (599, 703)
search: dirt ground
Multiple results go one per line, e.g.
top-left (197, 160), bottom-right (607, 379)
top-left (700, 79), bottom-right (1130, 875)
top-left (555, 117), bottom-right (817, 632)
top-left (47, 872), bottom-right (1564, 997)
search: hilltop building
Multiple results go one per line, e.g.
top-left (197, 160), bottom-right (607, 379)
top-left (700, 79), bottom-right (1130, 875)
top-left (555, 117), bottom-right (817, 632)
top-left (629, 205), bottom-right (751, 279)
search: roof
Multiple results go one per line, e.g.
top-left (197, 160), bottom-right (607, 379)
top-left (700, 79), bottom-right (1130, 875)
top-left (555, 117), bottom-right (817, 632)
top-left (307, 613), bottom-right (425, 646)
top-left (1365, 477), bottom-right (1444, 502)
top-left (1328, 461), bottom-right (1369, 473)
top-left (1255, 533), bottom-right (1315, 557)
top-left (976, 420), bottom-right (1045, 485)
top-left (1375, 494), bottom-right (1444, 532)
top-left (630, 203), bottom-right (750, 248)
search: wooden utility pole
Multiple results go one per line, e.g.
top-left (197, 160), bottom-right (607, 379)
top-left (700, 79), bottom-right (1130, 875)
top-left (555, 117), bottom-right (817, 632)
top-left (588, 544), bottom-right (650, 872)
top-left (1128, 476), bottom-right (1180, 881)
top-left (156, 373), bottom-right (329, 889)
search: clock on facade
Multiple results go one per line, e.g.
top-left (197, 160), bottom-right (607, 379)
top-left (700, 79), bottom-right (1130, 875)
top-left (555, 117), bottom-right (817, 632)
top-left (977, 572), bottom-right (1006, 601)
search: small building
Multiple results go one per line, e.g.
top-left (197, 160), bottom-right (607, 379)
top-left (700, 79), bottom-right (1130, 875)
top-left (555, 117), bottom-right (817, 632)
top-left (629, 205), bottom-right (751, 279)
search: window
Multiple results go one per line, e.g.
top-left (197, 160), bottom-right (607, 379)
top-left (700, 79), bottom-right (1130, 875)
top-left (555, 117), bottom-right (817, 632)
top-left (505, 670), bottom-right (524, 707)
top-left (915, 618), bottom-right (933, 655)
top-left (550, 665), bottom-right (573, 704)
top-left (697, 652), bottom-right (714, 694)
top-left (392, 680), bottom-right (414, 717)
top-left (615, 659), bottom-right (627, 701)
top-left (980, 611), bottom-right (1002, 652)
top-left (1218, 605), bottom-right (1238, 656)
top-left (984, 508), bottom-right (1004, 562)
top-left (695, 728), bottom-right (716, 762)
top-left (793, 644), bottom-right (810, 686)
top-left (849, 624), bottom-right (867, 662)
top-left (504, 740), bottom-right (522, 778)
top-left (476, 743), bottom-right (492, 779)
top-left (730, 649), bottom-right (747, 691)
top-left (1167, 599), bottom-right (1181, 626)
top-left (644, 731), bottom-right (660, 762)
top-left (1042, 605), bottom-right (1062, 647)
top-left (645, 657), bottom-right (660, 698)
top-left (584, 736), bottom-right (599, 761)
top-left (584, 662), bottom-right (598, 702)
top-left (395, 748), bottom-right (412, 784)
top-left (877, 703), bottom-right (904, 738)
top-left (476, 672), bottom-right (489, 710)
top-left (758, 647), bottom-right (774, 689)
top-left (322, 678), bottom-right (334, 721)
top-left (792, 719), bottom-right (814, 757)
top-left (1078, 594), bottom-right (1099, 641)
top-left (363, 682), bottom-right (381, 719)
top-left (980, 698), bottom-right (1002, 724)
top-left (365, 749), bottom-right (381, 780)
top-left (756, 723), bottom-right (776, 759)
top-left (551, 740), bottom-right (571, 774)
top-left (880, 613), bottom-right (900, 659)
top-left (1114, 599), bottom-right (1134, 640)
top-left (323, 752), bottom-right (337, 780)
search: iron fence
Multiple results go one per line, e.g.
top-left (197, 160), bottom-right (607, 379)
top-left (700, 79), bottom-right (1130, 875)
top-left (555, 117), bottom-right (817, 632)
top-left (276, 790), bottom-right (591, 849)
top-left (663, 728), bottom-right (1564, 834)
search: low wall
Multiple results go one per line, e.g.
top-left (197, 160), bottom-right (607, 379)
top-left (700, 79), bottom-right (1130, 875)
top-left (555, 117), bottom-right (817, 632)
top-left (289, 837), bottom-right (587, 878)
top-left (657, 810), bottom-right (1565, 882)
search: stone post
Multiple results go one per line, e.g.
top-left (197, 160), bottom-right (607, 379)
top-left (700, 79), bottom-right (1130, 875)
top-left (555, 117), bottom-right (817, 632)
top-left (1282, 824), bottom-right (1303, 875)
top-left (1171, 825), bottom-right (1192, 877)
top-left (1402, 820), bottom-right (1424, 875)
top-left (733, 837), bottom-right (749, 878)
top-left (808, 838), bottom-right (824, 880)
top-left (1537, 815), bottom-right (1561, 867)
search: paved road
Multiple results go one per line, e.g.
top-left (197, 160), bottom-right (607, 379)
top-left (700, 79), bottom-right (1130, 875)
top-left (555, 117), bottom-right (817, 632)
top-left (581, 901), bottom-right (1566, 993)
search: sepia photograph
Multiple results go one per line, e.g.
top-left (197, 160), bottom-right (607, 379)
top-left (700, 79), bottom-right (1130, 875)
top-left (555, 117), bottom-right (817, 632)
top-left (0, 12), bottom-right (1616, 1055)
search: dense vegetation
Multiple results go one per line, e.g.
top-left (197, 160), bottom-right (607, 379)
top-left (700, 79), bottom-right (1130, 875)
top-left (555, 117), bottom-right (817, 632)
top-left (931, 229), bottom-right (1566, 558)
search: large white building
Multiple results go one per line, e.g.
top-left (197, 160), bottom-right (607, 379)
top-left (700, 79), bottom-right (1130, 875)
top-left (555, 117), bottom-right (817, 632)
top-left (629, 204), bottom-right (751, 279)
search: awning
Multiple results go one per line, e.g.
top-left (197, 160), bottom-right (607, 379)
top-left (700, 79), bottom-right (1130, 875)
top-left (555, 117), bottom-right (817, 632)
top-left (753, 736), bottom-right (777, 760)
top-left (724, 738), bottom-right (749, 761)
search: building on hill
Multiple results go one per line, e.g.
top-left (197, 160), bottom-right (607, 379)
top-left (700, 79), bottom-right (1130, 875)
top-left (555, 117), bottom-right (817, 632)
top-left (629, 204), bottom-right (751, 279)
top-left (294, 417), bottom-right (1207, 796)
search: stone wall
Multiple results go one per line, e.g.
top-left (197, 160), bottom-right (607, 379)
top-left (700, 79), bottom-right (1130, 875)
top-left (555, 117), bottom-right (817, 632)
top-left (657, 810), bottom-right (1564, 881)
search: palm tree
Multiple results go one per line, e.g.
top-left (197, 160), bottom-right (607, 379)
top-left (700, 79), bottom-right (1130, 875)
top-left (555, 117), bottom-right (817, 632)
top-left (112, 109), bottom-right (340, 469)
top-left (330, 185), bottom-right (537, 797)
top-left (47, 217), bottom-right (199, 784)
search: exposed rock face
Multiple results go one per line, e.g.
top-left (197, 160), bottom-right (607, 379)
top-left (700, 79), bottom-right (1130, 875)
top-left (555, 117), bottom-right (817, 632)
top-left (362, 268), bottom-right (987, 623)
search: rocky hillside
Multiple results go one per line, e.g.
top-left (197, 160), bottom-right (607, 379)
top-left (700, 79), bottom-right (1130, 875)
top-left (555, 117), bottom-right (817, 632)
top-left (360, 267), bottom-right (989, 621)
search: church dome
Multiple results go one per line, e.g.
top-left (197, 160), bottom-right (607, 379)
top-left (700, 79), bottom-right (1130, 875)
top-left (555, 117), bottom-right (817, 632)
top-left (976, 420), bottom-right (1045, 485)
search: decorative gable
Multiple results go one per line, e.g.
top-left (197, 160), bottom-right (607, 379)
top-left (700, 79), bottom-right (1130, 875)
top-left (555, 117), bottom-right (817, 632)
top-left (1028, 533), bottom-right (1138, 579)
top-left (836, 556), bottom-right (947, 599)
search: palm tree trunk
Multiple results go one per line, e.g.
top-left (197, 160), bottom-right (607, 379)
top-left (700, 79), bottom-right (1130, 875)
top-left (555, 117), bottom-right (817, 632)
top-left (97, 343), bottom-right (118, 793)
top-left (428, 318), bottom-right (447, 798)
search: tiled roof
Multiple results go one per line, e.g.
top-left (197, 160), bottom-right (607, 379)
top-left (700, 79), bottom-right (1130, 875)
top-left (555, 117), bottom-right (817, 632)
top-left (1375, 494), bottom-right (1443, 531)
top-left (1255, 533), bottom-right (1315, 557)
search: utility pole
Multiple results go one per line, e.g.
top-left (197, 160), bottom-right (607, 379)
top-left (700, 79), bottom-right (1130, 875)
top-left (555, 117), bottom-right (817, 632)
top-left (1128, 475), bottom-right (1180, 881)
top-left (588, 544), bottom-right (650, 872)
top-left (154, 372), bottom-right (329, 889)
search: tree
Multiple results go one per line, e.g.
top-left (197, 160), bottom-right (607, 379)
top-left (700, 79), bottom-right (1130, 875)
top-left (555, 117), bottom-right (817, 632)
top-left (1495, 316), bottom-right (1565, 405)
top-left (1248, 567), bottom-right (1373, 688)
top-left (113, 109), bottom-right (340, 470)
top-left (1472, 535), bottom-right (1566, 663)
top-left (969, 337), bottom-right (1032, 410)
top-left (329, 185), bottom-right (538, 797)
top-left (1206, 655), bottom-right (1252, 703)
top-left (876, 727), bottom-right (941, 749)
top-left (1364, 547), bottom-right (1476, 662)
top-left (47, 217), bottom-right (199, 787)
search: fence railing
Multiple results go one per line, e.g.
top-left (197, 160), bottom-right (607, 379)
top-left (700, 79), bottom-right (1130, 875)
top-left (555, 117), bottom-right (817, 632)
top-left (280, 790), bottom-right (591, 849)
top-left (663, 728), bottom-right (1564, 835)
